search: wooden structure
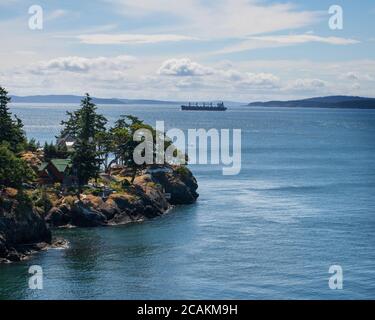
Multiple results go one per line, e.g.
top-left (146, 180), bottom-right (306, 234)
top-left (38, 159), bottom-right (77, 186)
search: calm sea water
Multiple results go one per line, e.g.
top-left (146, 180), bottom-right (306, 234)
top-left (0, 103), bottom-right (374, 300)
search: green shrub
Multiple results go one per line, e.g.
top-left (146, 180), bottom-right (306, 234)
top-left (175, 166), bottom-right (189, 177)
top-left (121, 179), bottom-right (131, 189)
top-left (53, 183), bottom-right (62, 191)
top-left (33, 188), bottom-right (53, 214)
top-left (0, 144), bottom-right (35, 189)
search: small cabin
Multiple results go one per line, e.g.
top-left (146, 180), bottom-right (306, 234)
top-left (38, 159), bottom-right (77, 186)
top-left (57, 134), bottom-right (76, 152)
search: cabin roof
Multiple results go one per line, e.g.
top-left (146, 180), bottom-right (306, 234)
top-left (50, 159), bottom-right (72, 173)
top-left (38, 159), bottom-right (71, 173)
top-left (38, 162), bottom-right (49, 171)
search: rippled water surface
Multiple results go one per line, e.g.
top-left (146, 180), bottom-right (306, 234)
top-left (0, 104), bottom-right (374, 299)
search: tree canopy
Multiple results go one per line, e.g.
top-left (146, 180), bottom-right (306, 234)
top-left (56, 93), bottom-right (184, 187)
top-left (0, 144), bottom-right (34, 189)
top-left (0, 86), bottom-right (27, 153)
top-left (59, 94), bottom-right (107, 188)
top-left (60, 93), bottom-right (107, 141)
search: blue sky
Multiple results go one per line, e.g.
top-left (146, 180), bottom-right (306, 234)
top-left (0, 0), bottom-right (374, 101)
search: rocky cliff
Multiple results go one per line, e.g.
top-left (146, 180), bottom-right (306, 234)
top-left (46, 166), bottom-right (199, 228)
top-left (0, 188), bottom-right (52, 263)
top-left (0, 166), bottom-right (198, 263)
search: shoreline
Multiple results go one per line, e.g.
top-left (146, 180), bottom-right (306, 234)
top-left (0, 165), bottom-right (199, 263)
top-left (0, 238), bottom-right (68, 264)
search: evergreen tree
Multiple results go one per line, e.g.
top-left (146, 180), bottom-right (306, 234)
top-left (43, 142), bottom-right (55, 161)
top-left (105, 115), bottom-right (179, 182)
top-left (0, 86), bottom-right (26, 153)
top-left (71, 139), bottom-right (100, 189)
top-left (26, 138), bottom-right (40, 152)
top-left (60, 93), bottom-right (107, 140)
top-left (60, 94), bottom-right (107, 192)
top-left (0, 143), bottom-right (34, 189)
top-left (96, 130), bottom-right (112, 171)
top-left (43, 142), bottom-right (68, 161)
top-left (104, 116), bottom-right (134, 172)
top-left (109, 115), bottom-right (161, 182)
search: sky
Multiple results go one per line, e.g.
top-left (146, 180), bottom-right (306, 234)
top-left (0, 0), bottom-right (374, 102)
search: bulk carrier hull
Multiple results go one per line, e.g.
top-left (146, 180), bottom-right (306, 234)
top-left (181, 102), bottom-right (227, 111)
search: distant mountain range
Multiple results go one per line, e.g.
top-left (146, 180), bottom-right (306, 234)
top-left (9, 95), bottom-right (245, 106)
top-left (248, 96), bottom-right (375, 109)
top-left (9, 95), bottom-right (179, 105)
top-left (11, 94), bottom-right (375, 109)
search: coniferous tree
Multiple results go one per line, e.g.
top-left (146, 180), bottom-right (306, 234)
top-left (110, 115), bottom-right (161, 182)
top-left (26, 138), bottom-right (40, 152)
top-left (43, 142), bottom-right (56, 161)
top-left (71, 139), bottom-right (100, 190)
top-left (60, 94), bottom-right (107, 192)
top-left (105, 115), bottom-right (179, 182)
top-left (60, 93), bottom-right (107, 140)
top-left (0, 144), bottom-right (34, 189)
top-left (0, 86), bottom-right (26, 153)
top-left (43, 142), bottom-right (68, 161)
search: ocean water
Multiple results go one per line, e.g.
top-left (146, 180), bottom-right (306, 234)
top-left (0, 103), bottom-right (374, 300)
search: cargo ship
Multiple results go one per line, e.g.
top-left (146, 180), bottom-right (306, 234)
top-left (181, 102), bottom-right (227, 111)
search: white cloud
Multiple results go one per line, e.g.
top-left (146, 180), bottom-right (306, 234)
top-left (175, 78), bottom-right (204, 90)
top-left (342, 72), bottom-right (374, 82)
top-left (290, 78), bottom-right (328, 91)
top-left (76, 33), bottom-right (197, 45)
top-left (343, 72), bottom-right (360, 81)
top-left (104, 0), bottom-right (320, 39)
top-left (241, 73), bottom-right (280, 88)
top-left (352, 83), bottom-right (361, 90)
top-left (46, 9), bottom-right (69, 21)
top-left (157, 58), bottom-right (279, 89)
top-left (215, 34), bottom-right (359, 54)
top-left (4, 56), bottom-right (375, 100)
top-left (31, 55), bottom-right (136, 74)
top-left (220, 69), bottom-right (280, 88)
top-left (157, 59), bottom-right (281, 92)
top-left (249, 34), bottom-right (359, 45)
top-left (158, 58), bottom-right (213, 76)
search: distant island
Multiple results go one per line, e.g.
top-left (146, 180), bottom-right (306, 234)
top-left (10, 95), bottom-right (180, 105)
top-left (247, 96), bottom-right (375, 109)
top-left (10, 95), bottom-right (245, 106)
top-left (11, 94), bottom-right (375, 109)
